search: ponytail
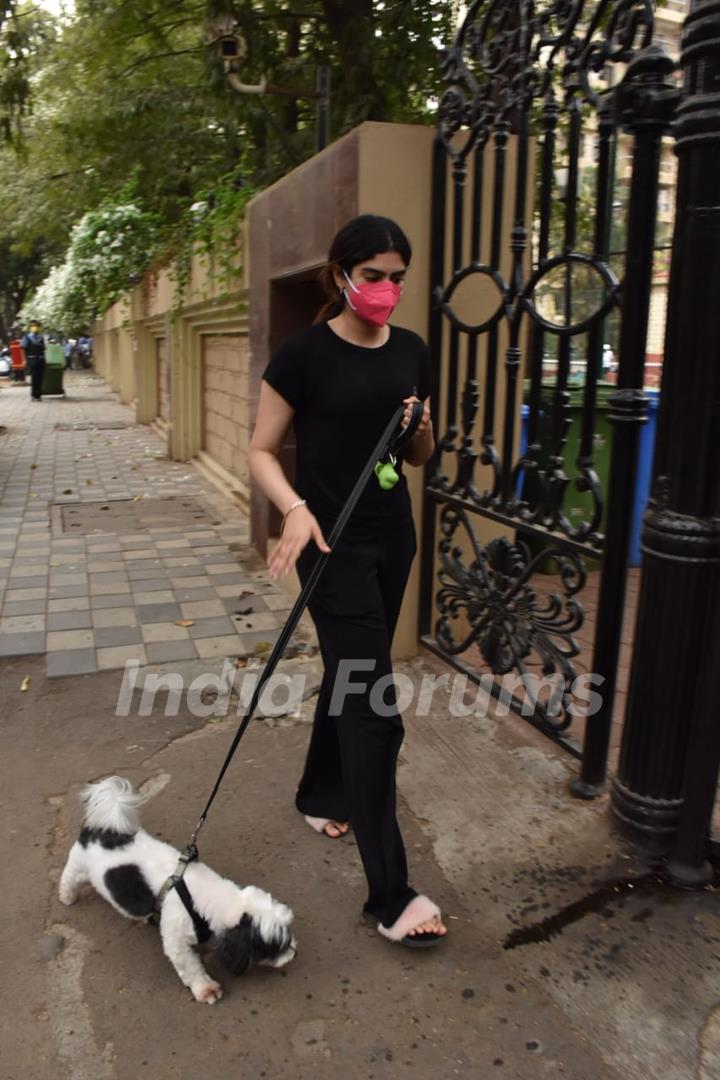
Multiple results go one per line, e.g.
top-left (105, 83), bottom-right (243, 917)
top-left (313, 264), bottom-right (346, 324)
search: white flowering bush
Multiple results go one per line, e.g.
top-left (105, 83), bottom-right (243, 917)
top-left (21, 201), bottom-right (158, 332)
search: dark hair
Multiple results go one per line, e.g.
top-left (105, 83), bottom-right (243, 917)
top-left (314, 214), bottom-right (412, 324)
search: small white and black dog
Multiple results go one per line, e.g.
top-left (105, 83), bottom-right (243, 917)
top-left (58, 777), bottom-right (296, 1004)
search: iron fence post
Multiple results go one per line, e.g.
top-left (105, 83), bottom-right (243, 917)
top-left (610, 0), bottom-right (720, 853)
top-left (572, 47), bottom-right (679, 797)
top-left (315, 66), bottom-right (331, 152)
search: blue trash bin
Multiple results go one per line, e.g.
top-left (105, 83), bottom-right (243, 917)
top-left (518, 390), bottom-right (660, 567)
top-left (629, 389), bottom-right (660, 566)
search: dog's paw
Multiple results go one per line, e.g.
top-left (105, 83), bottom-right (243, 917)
top-left (193, 980), bottom-right (223, 1005)
top-left (58, 889), bottom-right (76, 906)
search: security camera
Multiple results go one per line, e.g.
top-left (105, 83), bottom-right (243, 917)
top-left (206, 18), bottom-right (266, 95)
top-left (219, 34), bottom-right (245, 60)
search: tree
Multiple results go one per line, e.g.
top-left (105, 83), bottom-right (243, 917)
top-left (6, 0), bottom-right (456, 325)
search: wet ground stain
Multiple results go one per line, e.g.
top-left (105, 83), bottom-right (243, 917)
top-left (503, 867), bottom-right (720, 949)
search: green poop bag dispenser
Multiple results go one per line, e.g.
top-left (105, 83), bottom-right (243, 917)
top-left (374, 452), bottom-right (399, 490)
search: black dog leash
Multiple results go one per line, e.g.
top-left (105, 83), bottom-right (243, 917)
top-left (156, 399), bottom-right (425, 907)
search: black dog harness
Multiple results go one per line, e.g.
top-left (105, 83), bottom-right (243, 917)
top-left (154, 845), bottom-right (212, 944)
top-left (173, 878), bottom-right (212, 944)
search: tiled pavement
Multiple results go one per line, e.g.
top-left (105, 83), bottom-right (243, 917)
top-left (0, 373), bottom-right (297, 677)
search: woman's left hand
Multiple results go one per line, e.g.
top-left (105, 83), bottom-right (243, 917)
top-left (401, 395), bottom-right (431, 439)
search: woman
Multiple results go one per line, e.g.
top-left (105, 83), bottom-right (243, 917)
top-left (248, 214), bottom-right (447, 947)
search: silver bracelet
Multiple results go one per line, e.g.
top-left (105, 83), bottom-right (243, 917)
top-left (280, 498), bottom-right (307, 534)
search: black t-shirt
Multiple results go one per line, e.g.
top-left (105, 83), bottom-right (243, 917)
top-left (262, 321), bottom-right (431, 533)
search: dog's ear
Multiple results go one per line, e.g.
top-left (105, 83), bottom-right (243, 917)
top-left (214, 914), bottom-right (254, 975)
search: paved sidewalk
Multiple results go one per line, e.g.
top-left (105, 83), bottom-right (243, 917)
top-left (3, 372), bottom-right (720, 1080)
top-left (0, 374), bottom-right (298, 677)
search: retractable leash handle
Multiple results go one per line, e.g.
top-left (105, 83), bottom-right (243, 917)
top-left (188, 399), bottom-right (425, 847)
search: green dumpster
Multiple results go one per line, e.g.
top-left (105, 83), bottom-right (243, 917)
top-left (42, 343), bottom-right (66, 397)
top-left (520, 380), bottom-right (614, 570)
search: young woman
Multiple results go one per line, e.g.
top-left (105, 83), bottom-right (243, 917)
top-left (248, 214), bottom-right (447, 947)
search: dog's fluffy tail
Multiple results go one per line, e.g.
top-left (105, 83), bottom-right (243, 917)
top-left (81, 777), bottom-right (146, 834)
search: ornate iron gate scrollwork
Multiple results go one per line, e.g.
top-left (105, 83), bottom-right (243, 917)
top-left (420, 0), bottom-right (680, 784)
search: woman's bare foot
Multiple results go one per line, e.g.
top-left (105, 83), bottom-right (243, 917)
top-left (407, 915), bottom-right (447, 937)
top-left (322, 820), bottom-right (350, 838)
top-left (303, 814), bottom-right (350, 839)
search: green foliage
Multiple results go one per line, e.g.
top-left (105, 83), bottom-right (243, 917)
top-left (1, 0), bottom-right (455, 327)
top-left (21, 199), bottom-right (160, 332)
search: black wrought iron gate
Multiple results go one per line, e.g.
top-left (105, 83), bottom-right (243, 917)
top-left (420, 0), bottom-right (680, 794)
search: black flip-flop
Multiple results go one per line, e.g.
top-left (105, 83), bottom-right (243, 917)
top-left (362, 910), bottom-right (446, 949)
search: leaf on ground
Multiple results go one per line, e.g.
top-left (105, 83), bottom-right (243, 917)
top-left (238, 590), bottom-right (255, 601)
top-left (30, 463), bottom-right (37, 469)
top-left (251, 641), bottom-right (273, 656)
top-left (235, 656), bottom-right (248, 668)
top-left (62, 489), bottom-right (73, 495)
top-left (133, 494), bottom-right (144, 501)
top-left (85, 479), bottom-right (93, 485)
top-left (175, 619), bottom-right (195, 627)
top-left (20, 675), bottom-right (30, 691)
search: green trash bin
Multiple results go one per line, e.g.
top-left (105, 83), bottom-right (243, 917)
top-left (42, 343), bottom-right (66, 398)
top-left (520, 380), bottom-right (614, 570)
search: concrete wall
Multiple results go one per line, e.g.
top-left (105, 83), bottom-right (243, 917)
top-left (202, 334), bottom-right (251, 496)
top-left (93, 243), bottom-right (250, 510)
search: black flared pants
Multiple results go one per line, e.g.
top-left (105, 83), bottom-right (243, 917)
top-left (294, 519), bottom-right (418, 929)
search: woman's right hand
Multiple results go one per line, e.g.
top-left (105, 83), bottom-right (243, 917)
top-left (268, 506), bottom-right (331, 580)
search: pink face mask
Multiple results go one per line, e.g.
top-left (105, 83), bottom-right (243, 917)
top-left (342, 270), bottom-right (403, 327)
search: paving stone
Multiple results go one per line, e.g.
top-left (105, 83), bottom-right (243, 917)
top-left (91, 607), bottom-right (138, 628)
top-left (215, 584), bottom-right (249, 599)
top-left (126, 568), bottom-right (167, 580)
top-left (3, 600), bottom-right (50, 616)
top-left (0, 614), bottom-right (46, 633)
top-left (47, 648), bottom-right (98, 677)
top-left (46, 629), bottom-right (96, 651)
top-left (130, 589), bottom-right (174, 605)
top-left (6, 586), bottom-right (48, 601)
top-left (9, 564), bottom-right (49, 578)
top-left (48, 597), bottom-right (91, 613)
top-left (48, 554), bottom-right (86, 567)
top-left (91, 595), bottom-right (137, 610)
top-left (187, 616), bottom-right (237, 639)
top-left (210, 574), bottom-right (248, 587)
top-left (48, 573), bottom-right (88, 587)
top-left (180, 599), bottom-right (227, 619)
top-left (47, 611), bottom-right (94, 631)
top-left (163, 563), bottom-right (203, 575)
top-left (230, 611), bottom-right (280, 632)
top-left (89, 581), bottom-right (132, 596)
top-left (96, 643), bottom-right (147, 670)
top-left (95, 625), bottom-right (143, 648)
top-left (48, 584), bottom-right (89, 599)
top-left (87, 571), bottom-right (129, 584)
top-left (194, 634), bottom-right (244, 659)
top-left (167, 575), bottom-right (211, 589)
top-left (140, 622), bottom-right (190, 643)
top-left (137, 602), bottom-right (182, 624)
top-left (145, 640), bottom-right (198, 663)
top-left (172, 587), bottom-right (216, 603)
top-left (0, 630), bottom-right (46, 656)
